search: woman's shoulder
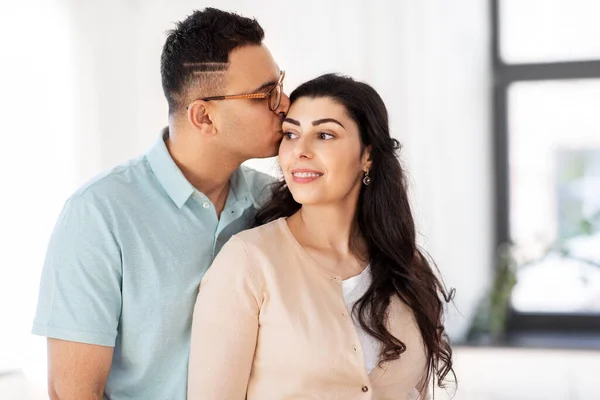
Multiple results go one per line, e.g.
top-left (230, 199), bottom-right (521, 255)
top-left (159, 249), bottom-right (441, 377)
top-left (221, 217), bottom-right (300, 274)
top-left (210, 218), bottom-right (291, 286)
top-left (231, 217), bottom-right (288, 250)
top-left (204, 219), bottom-right (288, 285)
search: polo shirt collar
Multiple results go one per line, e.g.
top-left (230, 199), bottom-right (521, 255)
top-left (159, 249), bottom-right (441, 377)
top-left (146, 128), bottom-right (195, 209)
top-left (229, 166), bottom-right (257, 209)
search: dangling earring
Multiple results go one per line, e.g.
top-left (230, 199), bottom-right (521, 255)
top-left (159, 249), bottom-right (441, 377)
top-left (362, 169), bottom-right (371, 186)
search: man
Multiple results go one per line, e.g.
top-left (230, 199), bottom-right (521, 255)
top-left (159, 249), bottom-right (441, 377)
top-left (32, 8), bottom-right (289, 399)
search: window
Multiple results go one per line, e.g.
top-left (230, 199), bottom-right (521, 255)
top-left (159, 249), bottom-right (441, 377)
top-left (500, 0), bottom-right (600, 63)
top-left (492, 0), bottom-right (600, 339)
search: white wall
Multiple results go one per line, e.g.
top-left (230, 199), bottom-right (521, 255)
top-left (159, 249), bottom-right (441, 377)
top-left (1, 0), bottom-right (492, 385)
top-left (0, 0), bottom-right (77, 383)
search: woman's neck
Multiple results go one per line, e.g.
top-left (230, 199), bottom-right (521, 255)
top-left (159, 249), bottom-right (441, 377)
top-left (288, 204), bottom-right (368, 264)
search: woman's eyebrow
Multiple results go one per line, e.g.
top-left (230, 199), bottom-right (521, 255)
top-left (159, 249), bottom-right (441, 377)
top-left (312, 118), bottom-right (344, 128)
top-left (283, 118), bottom-right (300, 126)
top-left (283, 118), bottom-right (344, 129)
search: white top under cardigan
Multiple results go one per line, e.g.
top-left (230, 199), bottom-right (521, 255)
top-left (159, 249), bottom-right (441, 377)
top-left (341, 265), bottom-right (380, 374)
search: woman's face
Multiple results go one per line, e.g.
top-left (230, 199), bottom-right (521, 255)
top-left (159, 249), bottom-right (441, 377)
top-left (279, 96), bottom-right (371, 206)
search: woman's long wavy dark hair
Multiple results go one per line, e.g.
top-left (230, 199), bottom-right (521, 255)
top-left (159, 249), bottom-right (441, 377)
top-left (254, 73), bottom-right (455, 394)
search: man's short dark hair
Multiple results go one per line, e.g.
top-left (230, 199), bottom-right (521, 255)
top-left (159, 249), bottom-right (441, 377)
top-left (161, 8), bottom-right (265, 113)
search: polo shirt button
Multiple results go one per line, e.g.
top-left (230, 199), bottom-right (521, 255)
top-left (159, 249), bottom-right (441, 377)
top-left (361, 386), bottom-right (369, 392)
top-left (353, 345), bottom-right (358, 352)
top-left (202, 202), bottom-right (210, 209)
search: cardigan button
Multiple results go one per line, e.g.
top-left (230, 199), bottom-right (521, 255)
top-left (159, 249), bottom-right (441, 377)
top-left (362, 386), bottom-right (369, 392)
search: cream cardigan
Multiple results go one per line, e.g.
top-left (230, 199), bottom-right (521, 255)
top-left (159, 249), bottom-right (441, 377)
top-left (188, 218), bottom-right (429, 400)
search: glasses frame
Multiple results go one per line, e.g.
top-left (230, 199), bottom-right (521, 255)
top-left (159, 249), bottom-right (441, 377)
top-left (190, 70), bottom-right (285, 112)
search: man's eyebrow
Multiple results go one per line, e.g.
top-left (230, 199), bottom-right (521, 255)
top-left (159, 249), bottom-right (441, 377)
top-left (312, 118), bottom-right (344, 128)
top-left (252, 78), bottom-right (277, 93)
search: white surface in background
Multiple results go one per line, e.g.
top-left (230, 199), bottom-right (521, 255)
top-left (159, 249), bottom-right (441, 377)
top-left (501, 0), bottom-right (600, 63)
top-left (0, 0), bottom-right (76, 389)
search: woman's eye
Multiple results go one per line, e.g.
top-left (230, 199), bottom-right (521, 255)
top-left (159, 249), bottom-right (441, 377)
top-left (283, 131), bottom-right (298, 140)
top-left (319, 132), bottom-right (334, 140)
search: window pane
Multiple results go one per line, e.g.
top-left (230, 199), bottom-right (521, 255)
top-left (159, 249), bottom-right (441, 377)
top-left (508, 79), bottom-right (600, 313)
top-left (500, 0), bottom-right (600, 63)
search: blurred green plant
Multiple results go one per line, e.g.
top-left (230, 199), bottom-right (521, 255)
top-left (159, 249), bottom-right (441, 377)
top-left (466, 209), bottom-right (599, 345)
top-left (466, 242), bottom-right (517, 344)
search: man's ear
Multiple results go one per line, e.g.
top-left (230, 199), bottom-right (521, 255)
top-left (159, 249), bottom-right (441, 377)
top-left (187, 101), bottom-right (217, 136)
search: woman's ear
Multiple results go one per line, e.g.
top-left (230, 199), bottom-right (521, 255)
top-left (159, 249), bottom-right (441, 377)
top-left (363, 145), bottom-right (373, 171)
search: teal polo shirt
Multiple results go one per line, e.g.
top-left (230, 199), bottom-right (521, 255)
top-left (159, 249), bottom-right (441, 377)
top-left (32, 130), bottom-right (273, 399)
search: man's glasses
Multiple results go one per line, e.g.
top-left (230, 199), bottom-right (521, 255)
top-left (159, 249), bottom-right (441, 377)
top-left (191, 70), bottom-right (285, 112)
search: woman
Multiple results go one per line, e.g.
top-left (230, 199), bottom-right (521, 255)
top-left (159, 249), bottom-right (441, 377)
top-left (188, 74), bottom-right (454, 399)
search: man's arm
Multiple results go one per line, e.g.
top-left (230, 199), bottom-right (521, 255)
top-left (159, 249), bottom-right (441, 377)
top-left (47, 339), bottom-right (114, 400)
top-left (32, 194), bottom-right (123, 398)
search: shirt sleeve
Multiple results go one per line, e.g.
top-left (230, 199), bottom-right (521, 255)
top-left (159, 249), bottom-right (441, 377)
top-left (31, 194), bottom-right (122, 347)
top-left (187, 236), bottom-right (261, 400)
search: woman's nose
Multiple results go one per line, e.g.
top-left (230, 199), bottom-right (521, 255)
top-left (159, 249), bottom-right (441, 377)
top-left (292, 137), bottom-right (313, 159)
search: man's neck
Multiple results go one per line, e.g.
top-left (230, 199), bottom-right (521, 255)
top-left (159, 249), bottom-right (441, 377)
top-left (166, 128), bottom-right (241, 215)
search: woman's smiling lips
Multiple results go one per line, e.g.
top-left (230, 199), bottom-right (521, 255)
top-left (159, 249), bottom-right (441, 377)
top-left (290, 169), bottom-right (323, 183)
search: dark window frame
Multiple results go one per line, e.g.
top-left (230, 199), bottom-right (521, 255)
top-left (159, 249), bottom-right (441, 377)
top-left (491, 0), bottom-right (600, 336)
